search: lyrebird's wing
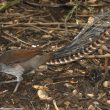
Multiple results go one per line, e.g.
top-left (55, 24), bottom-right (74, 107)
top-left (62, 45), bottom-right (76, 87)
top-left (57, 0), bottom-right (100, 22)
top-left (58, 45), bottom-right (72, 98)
top-left (52, 10), bottom-right (110, 59)
top-left (0, 48), bottom-right (42, 64)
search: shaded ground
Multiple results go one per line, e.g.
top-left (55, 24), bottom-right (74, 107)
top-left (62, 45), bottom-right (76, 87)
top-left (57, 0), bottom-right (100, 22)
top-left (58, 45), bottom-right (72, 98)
top-left (0, 0), bottom-right (110, 110)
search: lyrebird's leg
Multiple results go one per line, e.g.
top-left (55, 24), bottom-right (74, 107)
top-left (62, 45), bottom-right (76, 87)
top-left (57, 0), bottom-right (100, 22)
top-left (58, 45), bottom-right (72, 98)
top-left (13, 76), bottom-right (23, 93)
top-left (0, 76), bottom-right (23, 93)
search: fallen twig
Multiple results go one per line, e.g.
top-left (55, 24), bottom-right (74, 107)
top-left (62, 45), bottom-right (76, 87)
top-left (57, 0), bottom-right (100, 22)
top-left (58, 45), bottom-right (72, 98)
top-left (85, 54), bottom-right (110, 59)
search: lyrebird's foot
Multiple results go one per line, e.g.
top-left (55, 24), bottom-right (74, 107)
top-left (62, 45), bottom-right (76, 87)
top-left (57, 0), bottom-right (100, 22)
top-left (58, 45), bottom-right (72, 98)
top-left (13, 81), bottom-right (21, 93)
top-left (13, 77), bottom-right (23, 93)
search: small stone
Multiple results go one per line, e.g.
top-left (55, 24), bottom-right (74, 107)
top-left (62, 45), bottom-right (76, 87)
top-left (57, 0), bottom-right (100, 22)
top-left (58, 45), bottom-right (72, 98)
top-left (88, 105), bottom-right (96, 110)
top-left (103, 81), bottom-right (110, 88)
top-left (32, 45), bottom-right (36, 48)
top-left (107, 100), bottom-right (110, 104)
top-left (72, 89), bottom-right (78, 96)
top-left (87, 93), bottom-right (94, 98)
